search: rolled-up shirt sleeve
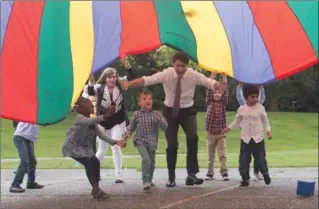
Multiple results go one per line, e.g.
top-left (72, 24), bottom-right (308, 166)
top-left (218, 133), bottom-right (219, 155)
top-left (87, 82), bottom-right (101, 96)
top-left (194, 71), bottom-right (216, 90)
top-left (143, 70), bottom-right (168, 86)
top-left (119, 67), bottom-right (136, 82)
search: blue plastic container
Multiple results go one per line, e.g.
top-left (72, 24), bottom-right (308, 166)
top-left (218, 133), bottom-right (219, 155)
top-left (296, 180), bottom-right (315, 197)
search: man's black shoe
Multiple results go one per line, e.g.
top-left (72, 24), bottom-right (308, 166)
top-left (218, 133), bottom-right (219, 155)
top-left (185, 174), bottom-right (204, 186)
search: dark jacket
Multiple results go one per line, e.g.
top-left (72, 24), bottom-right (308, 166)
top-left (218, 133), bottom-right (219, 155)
top-left (88, 68), bottom-right (135, 129)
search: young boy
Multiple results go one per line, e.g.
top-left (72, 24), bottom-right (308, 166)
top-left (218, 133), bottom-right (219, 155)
top-left (10, 122), bottom-right (44, 193)
top-left (222, 84), bottom-right (272, 188)
top-left (236, 82), bottom-right (266, 180)
top-left (126, 90), bottom-right (168, 191)
top-left (205, 72), bottom-right (229, 181)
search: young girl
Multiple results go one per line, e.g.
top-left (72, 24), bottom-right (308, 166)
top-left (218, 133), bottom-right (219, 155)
top-left (86, 57), bottom-right (135, 183)
top-left (62, 97), bottom-right (125, 199)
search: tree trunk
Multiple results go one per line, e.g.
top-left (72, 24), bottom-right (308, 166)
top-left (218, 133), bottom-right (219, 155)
top-left (268, 97), bottom-right (279, 111)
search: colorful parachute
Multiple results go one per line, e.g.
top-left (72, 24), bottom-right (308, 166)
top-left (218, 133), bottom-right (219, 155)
top-left (1, 1), bottom-right (318, 125)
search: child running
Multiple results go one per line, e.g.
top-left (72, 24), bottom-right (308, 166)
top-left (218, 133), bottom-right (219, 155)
top-left (222, 84), bottom-right (272, 188)
top-left (205, 72), bottom-right (229, 181)
top-left (62, 96), bottom-right (126, 199)
top-left (126, 90), bottom-right (168, 191)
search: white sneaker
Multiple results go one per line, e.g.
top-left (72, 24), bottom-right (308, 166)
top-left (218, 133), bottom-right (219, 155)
top-left (150, 182), bottom-right (156, 188)
top-left (222, 174), bottom-right (230, 181)
top-left (254, 172), bottom-right (263, 180)
top-left (143, 183), bottom-right (151, 191)
top-left (205, 174), bottom-right (214, 180)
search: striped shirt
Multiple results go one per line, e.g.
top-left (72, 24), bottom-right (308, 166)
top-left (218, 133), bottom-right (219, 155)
top-left (128, 109), bottom-right (168, 151)
top-left (143, 67), bottom-right (217, 108)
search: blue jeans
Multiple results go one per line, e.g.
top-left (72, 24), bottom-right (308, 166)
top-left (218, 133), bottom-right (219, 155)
top-left (11, 136), bottom-right (37, 186)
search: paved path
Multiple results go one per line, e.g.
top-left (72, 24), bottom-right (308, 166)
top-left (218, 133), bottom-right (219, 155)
top-left (1, 168), bottom-right (318, 209)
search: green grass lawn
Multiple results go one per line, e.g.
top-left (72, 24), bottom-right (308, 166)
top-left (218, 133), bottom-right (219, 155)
top-left (1, 112), bottom-right (318, 169)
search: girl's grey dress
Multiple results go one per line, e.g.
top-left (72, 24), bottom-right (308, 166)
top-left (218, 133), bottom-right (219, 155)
top-left (62, 114), bottom-right (116, 158)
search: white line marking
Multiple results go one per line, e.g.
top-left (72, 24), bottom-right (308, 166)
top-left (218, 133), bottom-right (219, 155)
top-left (160, 184), bottom-right (238, 209)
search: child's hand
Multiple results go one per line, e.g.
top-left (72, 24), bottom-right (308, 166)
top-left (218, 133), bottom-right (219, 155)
top-left (155, 112), bottom-right (161, 121)
top-left (123, 131), bottom-right (131, 140)
top-left (266, 131), bottom-right (272, 140)
top-left (222, 73), bottom-right (227, 83)
top-left (221, 127), bottom-right (230, 135)
top-left (122, 81), bottom-right (129, 91)
top-left (116, 139), bottom-right (127, 148)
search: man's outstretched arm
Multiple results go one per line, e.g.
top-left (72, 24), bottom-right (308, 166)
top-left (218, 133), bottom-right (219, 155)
top-left (125, 70), bottom-right (168, 89)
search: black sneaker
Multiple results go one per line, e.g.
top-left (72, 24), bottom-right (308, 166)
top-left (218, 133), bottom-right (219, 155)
top-left (26, 182), bottom-right (44, 189)
top-left (10, 185), bottom-right (25, 193)
top-left (115, 179), bottom-right (124, 184)
top-left (165, 179), bottom-right (176, 187)
top-left (205, 174), bottom-right (214, 180)
top-left (263, 174), bottom-right (271, 185)
top-left (239, 180), bottom-right (249, 188)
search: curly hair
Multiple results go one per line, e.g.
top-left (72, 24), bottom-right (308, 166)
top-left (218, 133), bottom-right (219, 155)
top-left (242, 84), bottom-right (259, 99)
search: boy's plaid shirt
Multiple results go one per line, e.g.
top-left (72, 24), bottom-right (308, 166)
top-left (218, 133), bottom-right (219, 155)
top-left (128, 109), bottom-right (168, 151)
top-left (205, 89), bottom-right (228, 135)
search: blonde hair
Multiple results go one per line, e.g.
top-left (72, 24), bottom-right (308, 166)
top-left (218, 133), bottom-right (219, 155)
top-left (96, 67), bottom-right (118, 84)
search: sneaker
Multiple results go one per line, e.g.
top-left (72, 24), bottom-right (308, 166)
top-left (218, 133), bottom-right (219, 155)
top-left (185, 174), bottom-right (204, 186)
top-left (26, 182), bottom-right (44, 189)
top-left (205, 173), bottom-right (214, 180)
top-left (239, 180), bottom-right (249, 188)
top-left (263, 174), bottom-right (271, 185)
top-left (254, 172), bottom-right (263, 180)
top-left (222, 173), bottom-right (229, 181)
top-left (9, 185), bottom-right (25, 193)
top-left (93, 189), bottom-right (111, 200)
top-left (143, 182), bottom-right (151, 191)
top-left (150, 182), bottom-right (156, 188)
top-left (115, 179), bottom-right (124, 184)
